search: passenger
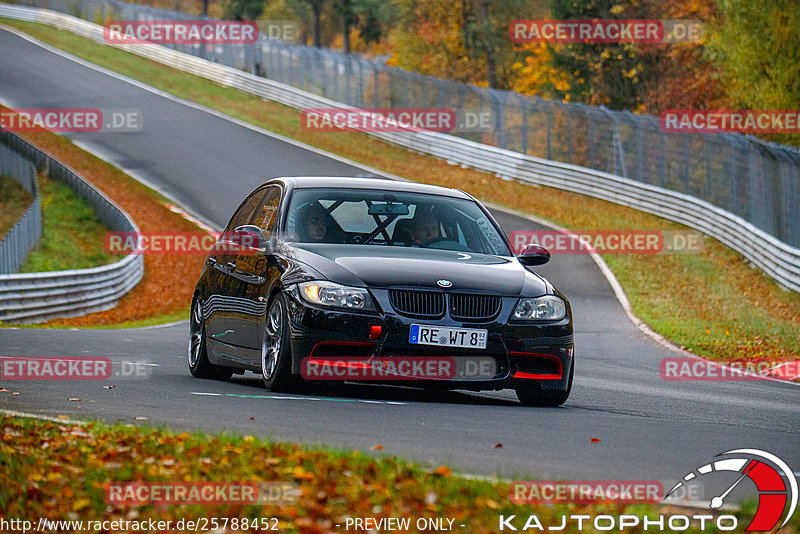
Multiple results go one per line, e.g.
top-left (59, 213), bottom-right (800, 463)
top-left (299, 205), bottom-right (330, 242)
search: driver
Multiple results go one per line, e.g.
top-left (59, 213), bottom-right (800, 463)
top-left (409, 209), bottom-right (440, 246)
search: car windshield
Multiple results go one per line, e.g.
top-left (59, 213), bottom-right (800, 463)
top-left (285, 187), bottom-right (511, 256)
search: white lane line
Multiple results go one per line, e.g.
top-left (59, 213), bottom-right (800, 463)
top-left (1, 409), bottom-right (87, 425)
top-left (164, 203), bottom-right (216, 233)
top-left (191, 392), bottom-right (406, 405)
top-left (131, 320), bottom-right (189, 330)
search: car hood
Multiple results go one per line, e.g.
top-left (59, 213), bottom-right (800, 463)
top-left (285, 244), bottom-right (549, 297)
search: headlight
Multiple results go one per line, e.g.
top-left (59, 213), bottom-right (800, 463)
top-left (512, 295), bottom-right (566, 321)
top-left (298, 281), bottom-right (376, 311)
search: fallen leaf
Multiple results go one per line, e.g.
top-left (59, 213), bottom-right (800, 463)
top-left (134, 416), bottom-right (149, 421)
top-left (433, 465), bottom-right (451, 477)
top-left (370, 445), bottom-right (383, 450)
top-left (68, 398), bottom-right (81, 402)
top-left (494, 443), bottom-right (503, 448)
top-left (249, 417), bottom-right (255, 420)
top-left (590, 438), bottom-right (601, 443)
top-left (292, 466), bottom-right (314, 480)
top-left (71, 498), bottom-right (91, 512)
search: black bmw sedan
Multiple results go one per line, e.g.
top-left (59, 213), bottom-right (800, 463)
top-left (188, 177), bottom-right (574, 406)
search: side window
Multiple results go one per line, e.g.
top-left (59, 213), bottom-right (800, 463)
top-left (251, 186), bottom-right (281, 236)
top-left (224, 188), bottom-right (268, 234)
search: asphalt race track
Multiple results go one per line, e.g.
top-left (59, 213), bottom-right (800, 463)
top-left (1, 28), bottom-right (798, 485)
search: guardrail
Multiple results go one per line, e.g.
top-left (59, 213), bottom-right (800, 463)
top-left (0, 131), bottom-right (144, 323)
top-left (0, 143), bottom-right (40, 274)
top-left (0, 4), bottom-right (798, 293)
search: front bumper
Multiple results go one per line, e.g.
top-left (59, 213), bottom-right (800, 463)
top-left (284, 286), bottom-right (574, 392)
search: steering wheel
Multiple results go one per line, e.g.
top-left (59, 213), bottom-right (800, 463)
top-left (418, 238), bottom-right (471, 252)
top-left (419, 237), bottom-right (450, 247)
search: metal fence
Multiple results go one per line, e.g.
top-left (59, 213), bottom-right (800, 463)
top-left (9, 0), bottom-right (800, 248)
top-left (0, 131), bottom-right (144, 323)
top-left (0, 143), bottom-right (40, 274)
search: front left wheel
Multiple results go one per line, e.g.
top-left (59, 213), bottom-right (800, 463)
top-left (188, 297), bottom-right (233, 380)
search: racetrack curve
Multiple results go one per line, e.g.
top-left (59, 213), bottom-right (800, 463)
top-left (0, 27), bottom-right (798, 486)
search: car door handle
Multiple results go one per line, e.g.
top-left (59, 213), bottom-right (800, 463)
top-left (225, 262), bottom-right (236, 271)
top-left (207, 257), bottom-right (217, 265)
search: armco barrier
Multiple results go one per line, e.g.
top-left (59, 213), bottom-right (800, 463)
top-left (0, 131), bottom-right (144, 323)
top-left (0, 143), bottom-right (40, 274)
top-left (0, 5), bottom-right (797, 292)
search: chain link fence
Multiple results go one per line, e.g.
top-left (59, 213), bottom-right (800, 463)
top-left (6, 0), bottom-right (800, 248)
top-left (0, 142), bottom-right (40, 274)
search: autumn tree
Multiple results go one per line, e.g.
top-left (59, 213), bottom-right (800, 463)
top-left (705, 0), bottom-right (799, 144)
top-left (389, 0), bottom-right (532, 89)
top-left (223, 0), bottom-right (264, 21)
top-left (286, 0), bottom-right (326, 47)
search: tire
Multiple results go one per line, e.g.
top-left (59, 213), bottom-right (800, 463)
top-left (515, 360), bottom-right (573, 407)
top-left (261, 293), bottom-right (296, 392)
top-left (188, 296), bottom-right (233, 380)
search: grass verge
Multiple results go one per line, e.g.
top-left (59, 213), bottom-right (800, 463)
top-left (0, 414), bottom-right (776, 533)
top-left (0, 19), bottom-right (798, 361)
top-left (0, 174), bottom-right (32, 239)
top-left (18, 172), bottom-right (116, 272)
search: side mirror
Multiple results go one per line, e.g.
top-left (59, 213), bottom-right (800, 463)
top-left (231, 225), bottom-right (268, 250)
top-left (518, 243), bottom-right (550, 266)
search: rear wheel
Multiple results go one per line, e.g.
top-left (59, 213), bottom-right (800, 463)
top-left (188, 297), bottom-right (233, 380)
top-left (515, 361), bottom-right (573, 407)
top-left (261, 293), bottom-right (296, 391)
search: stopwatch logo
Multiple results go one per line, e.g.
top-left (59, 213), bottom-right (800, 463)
top-left (665, 449), bottom-right (797, 531)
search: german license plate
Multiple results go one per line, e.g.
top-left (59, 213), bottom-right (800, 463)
top-left (409, 324), bottom-right (487, 349)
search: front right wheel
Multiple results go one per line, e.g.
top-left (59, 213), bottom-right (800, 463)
top-left (261, 293), bottom-right (296, 391)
